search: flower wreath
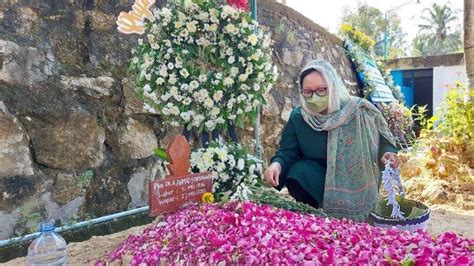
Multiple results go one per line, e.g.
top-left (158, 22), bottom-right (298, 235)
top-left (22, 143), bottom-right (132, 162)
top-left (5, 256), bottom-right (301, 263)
top-left (129, 0), bottom-right (278, 132)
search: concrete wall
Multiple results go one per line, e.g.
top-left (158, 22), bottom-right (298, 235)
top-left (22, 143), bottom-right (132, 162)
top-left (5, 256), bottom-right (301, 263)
top-left (433, 65), bottom-right (467, 116)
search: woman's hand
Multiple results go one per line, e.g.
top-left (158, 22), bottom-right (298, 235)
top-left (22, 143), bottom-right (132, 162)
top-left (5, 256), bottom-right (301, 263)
top-left (381, 152), bottom-right (400, 168)
top-left (264, 162), bottom-right (281, 187)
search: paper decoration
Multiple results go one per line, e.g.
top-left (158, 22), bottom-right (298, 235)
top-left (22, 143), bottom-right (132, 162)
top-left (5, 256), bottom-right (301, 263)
top-left (116, 0), bottom-right (155, 34)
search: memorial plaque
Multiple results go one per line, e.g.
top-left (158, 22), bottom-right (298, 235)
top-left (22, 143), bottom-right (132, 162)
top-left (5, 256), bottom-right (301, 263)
top-left (149, 171), bottom-right (212, 216)
top-left (149, 135), bottom-right (213, 216)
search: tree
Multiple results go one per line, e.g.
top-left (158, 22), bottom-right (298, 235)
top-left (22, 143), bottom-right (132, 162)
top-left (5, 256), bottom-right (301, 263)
top-left (465, 0), bottom-right (473, 86)
top-left (412, 3), bottom-right (463, 56)
top-left (340, 3), bottom-right (407, 59)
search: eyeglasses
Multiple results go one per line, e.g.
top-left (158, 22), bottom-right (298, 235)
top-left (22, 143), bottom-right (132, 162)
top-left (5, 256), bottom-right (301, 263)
top-left (301, 87), bottom-right (328, 98)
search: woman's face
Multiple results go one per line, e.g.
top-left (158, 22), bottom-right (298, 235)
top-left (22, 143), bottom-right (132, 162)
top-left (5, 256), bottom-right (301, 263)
top-left (301, 71), bottom-right (328, 98)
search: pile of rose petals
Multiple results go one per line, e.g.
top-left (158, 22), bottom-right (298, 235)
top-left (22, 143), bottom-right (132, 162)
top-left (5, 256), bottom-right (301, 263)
top-left (97, 202), bottom-right (473, 265)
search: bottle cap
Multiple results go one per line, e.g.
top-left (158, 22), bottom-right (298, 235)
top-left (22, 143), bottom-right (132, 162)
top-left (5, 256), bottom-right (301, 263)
top-left (40, 223), bottom-right (55, 232)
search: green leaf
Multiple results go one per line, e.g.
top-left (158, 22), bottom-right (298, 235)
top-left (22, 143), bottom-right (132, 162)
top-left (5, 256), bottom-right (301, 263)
top-left (154, 148), bottom-right (169, 161)
top-left (400, 257), bottom-right (415, 266)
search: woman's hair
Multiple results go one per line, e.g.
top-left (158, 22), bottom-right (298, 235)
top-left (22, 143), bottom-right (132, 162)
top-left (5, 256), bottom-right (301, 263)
top-left (299, 68), bottom-right (319, 90)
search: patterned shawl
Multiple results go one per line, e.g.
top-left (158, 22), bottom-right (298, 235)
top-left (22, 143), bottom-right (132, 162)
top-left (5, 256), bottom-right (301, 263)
top-left (299, 59), bottom-right (396, 221)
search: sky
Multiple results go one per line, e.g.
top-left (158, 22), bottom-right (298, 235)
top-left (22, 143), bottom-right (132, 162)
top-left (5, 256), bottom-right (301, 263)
top-left (284, 0), bottom-right (464, 53)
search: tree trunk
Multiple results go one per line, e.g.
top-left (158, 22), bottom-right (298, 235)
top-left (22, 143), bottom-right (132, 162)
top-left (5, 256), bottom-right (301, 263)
top-left (465, 0), bottom-right (474, 87)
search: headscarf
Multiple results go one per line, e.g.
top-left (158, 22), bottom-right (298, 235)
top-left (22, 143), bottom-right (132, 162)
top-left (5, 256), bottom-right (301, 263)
top-left (299, 59), bottom-right (396, 221)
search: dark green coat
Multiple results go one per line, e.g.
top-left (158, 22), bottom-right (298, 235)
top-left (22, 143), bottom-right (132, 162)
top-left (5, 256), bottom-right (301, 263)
top-left (271, 107), bottom-right (397, 204)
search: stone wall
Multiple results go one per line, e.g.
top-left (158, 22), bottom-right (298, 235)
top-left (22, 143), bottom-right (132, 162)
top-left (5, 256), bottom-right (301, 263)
top-left (0, 0), bottom-right (359, 239)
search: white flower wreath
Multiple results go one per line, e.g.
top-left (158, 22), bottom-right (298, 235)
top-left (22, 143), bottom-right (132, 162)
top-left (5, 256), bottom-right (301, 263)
top-left (129, 0), bottom-right (278, 132)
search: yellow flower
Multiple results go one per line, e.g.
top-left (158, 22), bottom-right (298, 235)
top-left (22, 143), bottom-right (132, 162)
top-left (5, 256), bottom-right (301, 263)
top-left (248, 34), bottom-right (258, 46)
top-left (202, 192), bottom-right (215, 203)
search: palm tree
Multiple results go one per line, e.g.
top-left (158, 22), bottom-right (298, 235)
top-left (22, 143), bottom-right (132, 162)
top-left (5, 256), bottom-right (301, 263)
top-left (465, 0), bottom-right (473, 86)
top-left (415, 3), bottom-right (463, 55)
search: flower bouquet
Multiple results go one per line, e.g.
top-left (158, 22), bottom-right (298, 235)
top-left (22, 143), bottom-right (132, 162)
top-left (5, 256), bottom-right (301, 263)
top-left (190, 141), bottom-right (261, 202)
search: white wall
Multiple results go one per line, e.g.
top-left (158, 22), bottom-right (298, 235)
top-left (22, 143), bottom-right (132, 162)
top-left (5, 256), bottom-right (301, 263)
top-left (432, 65), bottom-right (467, 117)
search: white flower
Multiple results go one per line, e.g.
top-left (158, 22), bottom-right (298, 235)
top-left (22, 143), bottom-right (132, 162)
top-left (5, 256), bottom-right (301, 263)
top-left (180, 29), bottom-right (189, 37)
top-left (159, 65), bottom-right (168, 77)
top-left (237, 42), bottom-right (246, 50)
top-left (162, 107), bottom-right (170, 115)
top-left (238, 74), bottom-right (248, 82)
top-left (216, 117), bottom-right (225, 124)
top-left (230, 67), bottom-right (239, 77)
top-left (204, 98), bottom-right (214, 109)
top-left (143, 84), bottom-right (152, 93)
top-left (168, 74), bottom-right (177, 84)
top-left (223, 77), bottom-right (234, 87)
top-left (262, 35), bottom-right (271, 48)
top-left (209, 24), bottom-right (218, 32)
top-left (132, 57), bottom-right (139, 64)
top-left (160, 93), bottom-right (171, 101)
top-left (253, 83), bottom-right (261, 91)
top-left (170, 86), bottom-right (179, 97)
top-left (183, 97), bottom-right (192, 105)
top-left (228, 155), bottom-right (236, 167)
top-left (225, 48), bottom-right (234, 56)
top-left (167, 62), bottom-right (174, 70)
top-left (205, 120), bottom-right (217, 130)
top-left (145, 73), bottom-right (151, 80)
top-left (180, 111), bottom-right (191, 122)
top-left (156, 78), bottom-right (165, 85)
top-left (213, 90), bottom-right (223, 101)
top-left (237, 94), bottom-right (246, 102)
top-left (170, 121), bottom-right (180, 127)
top-left (210, 107), bottom-right (220, 117)
top-left (225, 23), bottom-right (238, 34)
top-left (245, 105), bottom-right (252, 112)
top-left (138, 38), bottom-right (143, 45)
top-left (143, 103), bottom-right (157, 113)
top-left (199, 74), bottom-right (207, 83)
top-left (227, 98), bottom-right (235, 109)
top-left (237, 159), bottom-right (245, 170)
top-left (215, 72), bottom-right (223, 80)
top-left (257, 72), bottom-right (265, 82)
top-left (236, 108), bottom-right (243, 114)
top-left (160, 8), bottom-right (172, 19)
top-left (252, 99), bottom-right (260, 107)
top-left (190, 80), bottom-right (200, 90)
top-left (170, 106), bottom-right (180, 115)
top-left (216, 149), bottom-right (228, 161)
top-left (174, 21), bottom-right (183, 29)
top-left (180, 83), bottom-right (189, 91)
top-left (180, 68), bottom-right (190, 78)
top-left (248, 34), bottom-right (258, 45)
top-left (228, 114), bottom-right (236, 120)
top-left (186, 21), bottom-right (197, 33)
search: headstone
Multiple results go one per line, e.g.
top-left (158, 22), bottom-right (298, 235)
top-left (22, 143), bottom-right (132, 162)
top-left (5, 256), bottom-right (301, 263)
top-left (149, 135), bottom-right (212, 216)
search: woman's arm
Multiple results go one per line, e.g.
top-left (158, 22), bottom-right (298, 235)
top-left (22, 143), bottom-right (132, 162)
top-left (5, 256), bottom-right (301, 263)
top-left (269, 114), bottom-right (302, 188)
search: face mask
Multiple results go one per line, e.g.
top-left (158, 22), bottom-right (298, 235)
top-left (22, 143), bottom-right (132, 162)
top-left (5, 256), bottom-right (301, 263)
top-left (304, 93), bottom-right (329, 113)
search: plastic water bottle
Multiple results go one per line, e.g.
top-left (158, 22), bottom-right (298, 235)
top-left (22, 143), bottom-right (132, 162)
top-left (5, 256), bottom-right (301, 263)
top-left (27, 223), bottom-right (67, 265)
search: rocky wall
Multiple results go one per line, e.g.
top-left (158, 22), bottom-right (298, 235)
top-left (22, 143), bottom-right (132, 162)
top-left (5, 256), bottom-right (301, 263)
top-left (0, 0), bottom-right (359, 239)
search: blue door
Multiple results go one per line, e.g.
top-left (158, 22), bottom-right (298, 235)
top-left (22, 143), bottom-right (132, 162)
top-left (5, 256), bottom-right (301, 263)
top-left (391, 70), bottom-right (414, 108)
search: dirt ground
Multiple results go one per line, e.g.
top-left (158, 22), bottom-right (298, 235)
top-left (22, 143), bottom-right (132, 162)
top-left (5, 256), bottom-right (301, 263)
top-left (4, 205), bottom-right (473, 265)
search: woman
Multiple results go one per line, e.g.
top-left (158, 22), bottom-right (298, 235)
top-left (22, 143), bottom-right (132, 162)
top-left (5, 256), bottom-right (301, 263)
top-left (264, 59), bottom-right (399, 221)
